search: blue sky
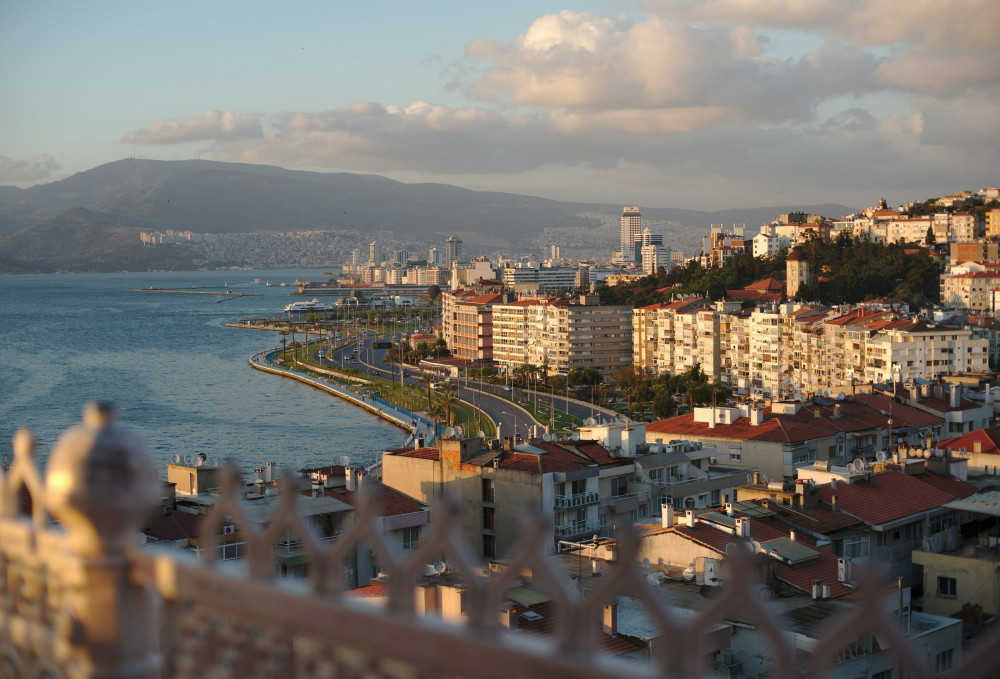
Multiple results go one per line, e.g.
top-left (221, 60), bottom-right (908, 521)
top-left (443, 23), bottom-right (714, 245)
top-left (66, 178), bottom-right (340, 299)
top-left (1, 0), bottom-right (997, 210)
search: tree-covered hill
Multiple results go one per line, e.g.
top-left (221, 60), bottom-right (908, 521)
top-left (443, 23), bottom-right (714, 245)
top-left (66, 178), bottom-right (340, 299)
top-left (597, 234), bottom-right (941, 308)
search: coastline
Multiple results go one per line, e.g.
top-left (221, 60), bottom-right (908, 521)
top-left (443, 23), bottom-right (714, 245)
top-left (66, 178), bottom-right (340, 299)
top-left (249, 349), bottom-right (432, 443)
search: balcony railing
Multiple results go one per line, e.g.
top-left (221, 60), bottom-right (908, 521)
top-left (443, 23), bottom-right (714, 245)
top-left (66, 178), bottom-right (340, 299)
top-left (554, 491), bottom-right (599, 508)
top-left (0, 403), bottom-right (995, 679)
top-left (554, 520), bottom-right (603, 538)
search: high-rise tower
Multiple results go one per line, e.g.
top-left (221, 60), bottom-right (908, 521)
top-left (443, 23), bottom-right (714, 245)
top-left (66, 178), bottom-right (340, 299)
top-left (445, 236), bottom-right (462, 268)
top-left (369, 240), bottom-right (381, 266)
top-left (621, 206), bottom-right (641, 262)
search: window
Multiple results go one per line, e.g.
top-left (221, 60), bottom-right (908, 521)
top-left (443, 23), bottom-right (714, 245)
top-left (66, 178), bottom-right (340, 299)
top-left (482, 478), bottom-right (495, 503)
top-left (841, 535), bottom-right (870, 559)
top-left (483, 534), bottom-right (496, 559)
top-left (937, 576), bottom-right (957, 598)
top-left (711, 490), bottom-right (721, 506)
top-left (401, 526), bottom-right (420, 551)
top-left (610, 476), bottom-right (628, 497)
top-left (935, 649), bottom-right (954, 673)
top-left (483, 507), bottom-right (495, 531)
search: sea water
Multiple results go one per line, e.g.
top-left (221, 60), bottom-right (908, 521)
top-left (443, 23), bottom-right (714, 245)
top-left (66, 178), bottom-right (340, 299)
top-left (0, 270), bottom-right (403, 475)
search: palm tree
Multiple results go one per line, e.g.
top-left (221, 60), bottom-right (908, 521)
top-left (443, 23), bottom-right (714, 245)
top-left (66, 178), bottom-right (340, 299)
top-left (439, 382), bottom-right (457, 426)
top-left (419, 373), bottom-right (435, 411)
top-left (428, 403), bottom-right (446, 440)
top-left (279, 330), bottom-right (289, 361)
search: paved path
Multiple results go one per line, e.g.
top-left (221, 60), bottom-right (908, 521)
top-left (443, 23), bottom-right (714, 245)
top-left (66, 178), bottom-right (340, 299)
top-left (249, 348), bottom-right (436, 445)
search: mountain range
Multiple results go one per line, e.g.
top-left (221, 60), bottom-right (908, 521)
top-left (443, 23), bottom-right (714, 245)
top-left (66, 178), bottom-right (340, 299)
top-left (0, 158), bottom-right (856, 273)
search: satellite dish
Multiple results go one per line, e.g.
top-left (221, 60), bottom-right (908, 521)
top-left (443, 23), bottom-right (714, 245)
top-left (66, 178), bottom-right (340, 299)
top-left (542, 433), bottom-right (553, 442)
top-left (837, 392), bottom-right (845, 400)
top-left (852, 459), bottom-right (864, 473)
top-left (571, 432), bottom-right (580, 441)
top-left (726, 542), bottom-right (738, 555)
top-left (454, 425), bottom-right (463, 437)
top-left (172, 454), bottom-right (181, 464)
top-left (195, 458), bottom-right (203, 467)
top-left (642, 557), bottom-right (651, 568)
top-left (585, 417), bottom-right (597, 426)
top-left (198, 452), bottom-right (208, 463)
top-left (876, 451), bottom-right (887, 462)
top-left (338, 455), bottom-right (350, 466)
top-left (184, 455), bottom-right (193, 465)
top-left (478, 430), bottom-right (486, 439)
top-left (444, 427), bottom-right (456, 439)
top-left (434, 560), bottom-right (446, 574)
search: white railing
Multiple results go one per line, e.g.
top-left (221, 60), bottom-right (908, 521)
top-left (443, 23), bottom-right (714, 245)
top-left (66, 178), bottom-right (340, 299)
top-left (554, 491), bottom-right (600, 508)
top-left (1, 403), bottom-right (998, 679)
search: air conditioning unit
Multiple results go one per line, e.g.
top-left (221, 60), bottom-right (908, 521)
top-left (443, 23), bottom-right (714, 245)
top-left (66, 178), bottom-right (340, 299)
top-left (223, 525), bottom-right (235, 535)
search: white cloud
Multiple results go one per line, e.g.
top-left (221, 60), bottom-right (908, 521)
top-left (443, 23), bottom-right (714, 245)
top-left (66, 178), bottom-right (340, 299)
top-left (122, 110), bottom-right (261, 145)
top-left (0, 154), bottom-right (61, 184)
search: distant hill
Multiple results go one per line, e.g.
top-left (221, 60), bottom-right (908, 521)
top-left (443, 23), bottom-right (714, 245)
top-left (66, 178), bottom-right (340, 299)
top-left (0, 159), bottom-right (857, 273)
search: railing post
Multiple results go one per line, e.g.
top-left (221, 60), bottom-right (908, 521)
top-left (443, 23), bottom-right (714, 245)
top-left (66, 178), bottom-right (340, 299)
top-left (45, 403), bottom-right (162, 678)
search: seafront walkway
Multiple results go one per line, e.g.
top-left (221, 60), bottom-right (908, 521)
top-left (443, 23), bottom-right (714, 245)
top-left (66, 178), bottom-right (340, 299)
top-left (249, 348), bottom-right (437, 445)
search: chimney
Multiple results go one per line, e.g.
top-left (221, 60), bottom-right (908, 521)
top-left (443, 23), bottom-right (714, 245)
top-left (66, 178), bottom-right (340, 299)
top-left (838, 557), bottom-right (852, 583)
top-left (345, 467), bottom-right (356, 492)
top-left (724, 503), bottom-right (734, 517)
top-left (661, 504), bottom-right (675, 528)
top-left (975, 440), bottom-right (983, 454)
top-left (750, 406), bottom-right (764, 426)
top-left (603, 602), bottom-right (618, 636)
top-left (822, 583), bottom-right (831, 599)
top-left (735, 517), bottom-right (750, 538)
top-left (500, 605), bottom-right (519, 630)
top-left (685, 509), bottom-right (696, 528)
top-left (831, 495), bottom-right (838, 513)
top-left (254, 467), bottom-right (264, 483)
top-left (812, 580), bottom-right (822, 600)
top-left (708, 407), bottom-right (716, 429)
top-left (265, 461), bottom-right (276, 483)
top-left (910, 385), bottom-right (920, 403)
top-left (950, 385), bottom-right (961, 409)
top-left (789, 529), bottom-right (797, 542)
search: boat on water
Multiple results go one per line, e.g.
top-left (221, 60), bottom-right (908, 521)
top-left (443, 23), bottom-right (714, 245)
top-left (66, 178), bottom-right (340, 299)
top-left (284, 298), bottom-right (335, 313)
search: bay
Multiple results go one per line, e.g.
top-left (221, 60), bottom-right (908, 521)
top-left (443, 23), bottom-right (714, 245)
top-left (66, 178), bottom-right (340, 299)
top-left (0, 269), bottom-right (405, 476)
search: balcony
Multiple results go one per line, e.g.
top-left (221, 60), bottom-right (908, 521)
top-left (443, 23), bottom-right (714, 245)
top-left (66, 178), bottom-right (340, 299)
top-left (554, 491), bottom-right (600, 508)
top-left (554, 520), bottom-right (603, 538)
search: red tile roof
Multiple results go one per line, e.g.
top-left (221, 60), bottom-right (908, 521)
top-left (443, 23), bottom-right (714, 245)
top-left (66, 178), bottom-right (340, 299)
top-left (915, 471), bottom-right (978, 499)
top-left (773, 552), bottom-right (853, 599)
top-left (768, 504), bottom-right (863, 535)
top-left (938, 425), bottom-right (1000, 456)
top-left (327, 483), bottom-right (427, 516)
top-left (816, 470), bottom-right (957, 526)
top-left (387, 446), bottom-right (440, 461)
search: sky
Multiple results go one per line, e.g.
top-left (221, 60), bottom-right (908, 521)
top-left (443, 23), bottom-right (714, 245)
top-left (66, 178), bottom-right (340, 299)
top-left (1, 0), bottom-right (997, 210)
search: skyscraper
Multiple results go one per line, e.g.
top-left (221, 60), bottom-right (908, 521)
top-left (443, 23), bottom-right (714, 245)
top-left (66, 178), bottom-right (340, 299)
top-left (369, 240), bottom-right (381, 266)
top-left (621, 206), bottom-right (641, 262)
top-left (428, 247), bottom-right (439, 266)
top-left (445, 236), bottom-right (462, 268)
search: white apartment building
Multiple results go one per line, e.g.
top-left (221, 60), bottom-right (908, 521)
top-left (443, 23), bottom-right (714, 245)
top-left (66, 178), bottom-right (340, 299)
top-left (492, 298), bottom-right (544, 373)
top-left (500, 262), bottom-right (580, 293)
top-left (865, 322), bottom-right (989, 383)
top-left (752, 232), bottom-right (791, 258)
top-left (640, 244), bottom-right (672, 275)
top-left (492, 295), bottom-right (632, 376)
top-left (940, 271), bottom-right (1000, 311)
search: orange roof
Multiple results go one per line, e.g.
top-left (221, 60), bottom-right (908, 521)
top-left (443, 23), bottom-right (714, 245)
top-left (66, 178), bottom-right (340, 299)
top-left (816, 470), bottom-right (958, 526)
top-left (938, 425), bottom-right (1000, 456)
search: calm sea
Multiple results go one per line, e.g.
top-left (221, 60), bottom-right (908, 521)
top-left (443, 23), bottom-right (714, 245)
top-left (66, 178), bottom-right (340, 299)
top-left (0, 270), bottom-right (404, 476)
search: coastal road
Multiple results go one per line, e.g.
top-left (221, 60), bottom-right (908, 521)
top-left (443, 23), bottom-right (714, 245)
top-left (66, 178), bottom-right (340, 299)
top-left (333, 335), bottom-right (620, 441)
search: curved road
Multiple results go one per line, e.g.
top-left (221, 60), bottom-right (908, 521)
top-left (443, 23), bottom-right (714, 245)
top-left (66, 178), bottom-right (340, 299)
top-left (312, 331), bottom-right (619, 443)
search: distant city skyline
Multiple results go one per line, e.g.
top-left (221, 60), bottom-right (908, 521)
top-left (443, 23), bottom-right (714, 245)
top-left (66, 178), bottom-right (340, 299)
top-left (1, 1), bottom-right (997, 210)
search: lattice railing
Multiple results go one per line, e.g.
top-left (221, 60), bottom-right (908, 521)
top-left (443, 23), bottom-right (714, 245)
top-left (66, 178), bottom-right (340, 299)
top-left (2, 403), bottom-right (999, 679)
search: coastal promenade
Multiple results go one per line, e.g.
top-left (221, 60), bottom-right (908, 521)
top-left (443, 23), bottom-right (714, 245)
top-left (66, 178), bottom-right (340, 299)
top-left (249, 348), bottom-right (438, 445)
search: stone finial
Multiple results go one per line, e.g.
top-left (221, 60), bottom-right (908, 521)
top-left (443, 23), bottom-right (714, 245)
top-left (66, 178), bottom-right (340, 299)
top-left (46, 402), bottom-right (160, 558)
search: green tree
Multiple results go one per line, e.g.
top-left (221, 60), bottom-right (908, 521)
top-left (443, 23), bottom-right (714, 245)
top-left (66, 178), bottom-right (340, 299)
top-left (651, 391), bottom-right (676, 419)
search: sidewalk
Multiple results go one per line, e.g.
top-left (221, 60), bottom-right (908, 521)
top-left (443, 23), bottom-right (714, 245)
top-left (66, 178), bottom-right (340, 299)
top-left (250, 350), bottom-right (436, 445)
